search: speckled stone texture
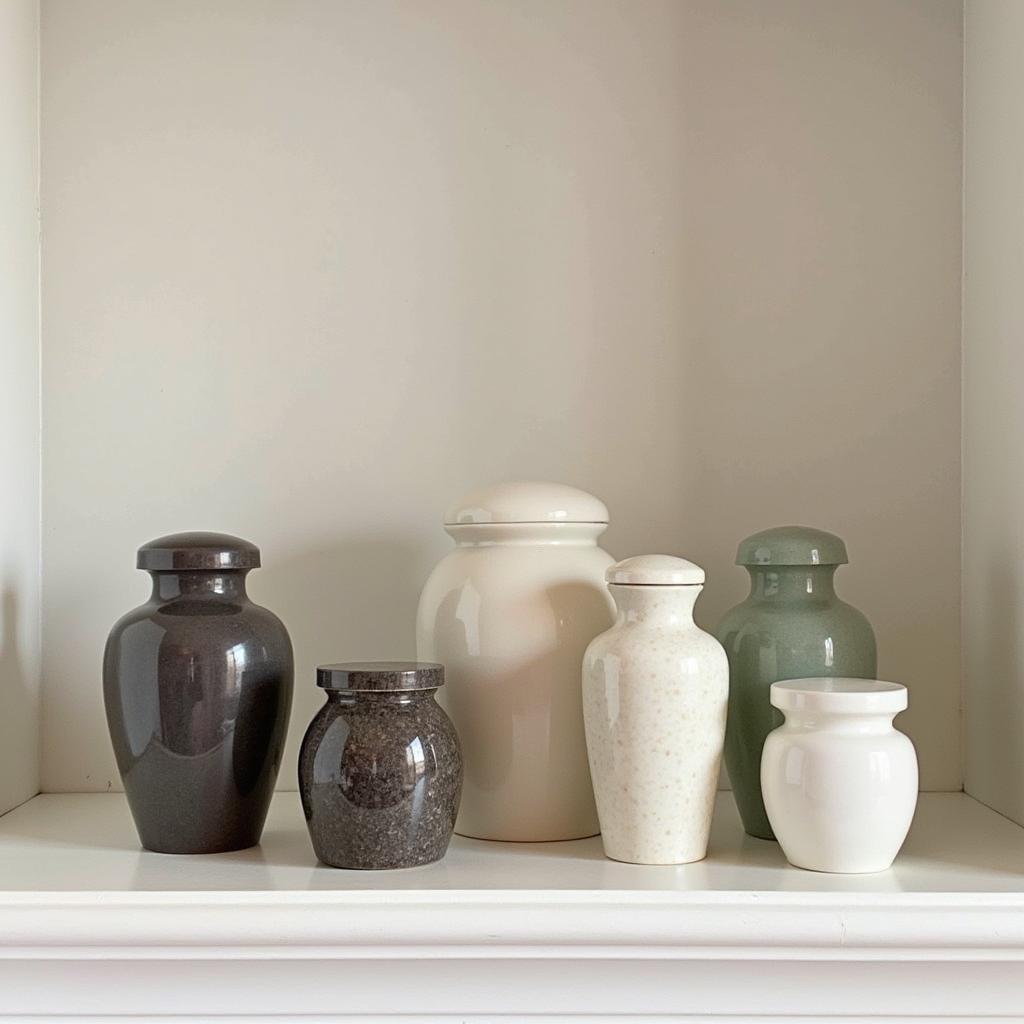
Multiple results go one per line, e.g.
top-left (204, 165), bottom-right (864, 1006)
top-left (299, 663), bottom-right (462, 870)
top-left (583, 581), bottom-right (728, 865)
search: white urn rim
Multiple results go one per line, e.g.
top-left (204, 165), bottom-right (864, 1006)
top-left (770, 677), bottom-right (908, 715)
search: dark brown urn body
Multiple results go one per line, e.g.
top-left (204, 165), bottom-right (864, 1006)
top-left (103, 532), bottom-right (293, 854)
top-left (299, 662), bottom-right (462, 869)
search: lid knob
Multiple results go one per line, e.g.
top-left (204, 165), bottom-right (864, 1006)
top-left (735, 525), bottom-right (848, 567)
top-left (606, 554), bottom-right (705, 586)
top-left (444, 481), bottom-right (609, 526)
top-left (137, 532), bottom-right (261, 571)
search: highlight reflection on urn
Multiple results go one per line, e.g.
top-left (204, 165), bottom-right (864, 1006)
top-left (416, 481), bottom-right (616, 842)
top-left (103, 532), bottom-right (293, 854)
top-left (298, 662), bottom-right (462, 870)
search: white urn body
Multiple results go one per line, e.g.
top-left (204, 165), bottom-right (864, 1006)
top-left (581, 555), bottom-right (729, 865)
top-left (416, 482), bottom-right (615, 841)
top-left (761, 678), bottom-right (919, 874)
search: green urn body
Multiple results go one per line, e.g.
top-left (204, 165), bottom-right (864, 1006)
top-left (715, 526), bottom-right (877, 840)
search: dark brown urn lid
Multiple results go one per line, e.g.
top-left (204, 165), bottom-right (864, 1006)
top-left (317, 662), bottom-right (445, 692)
top-left (137, 532), bottom-right (261, 571)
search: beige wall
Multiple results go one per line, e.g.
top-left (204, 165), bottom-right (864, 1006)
top-left (0, 0), bottom-right (41, 812)
top-left (41, 0), bottom-right (963, 793)
top-left (963, 1), bottom-right (1024, 822)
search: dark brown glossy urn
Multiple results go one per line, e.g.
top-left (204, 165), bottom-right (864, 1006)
top-left (103, 532), bottom-right (293, 854)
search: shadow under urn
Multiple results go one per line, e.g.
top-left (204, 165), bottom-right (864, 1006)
top-left (103, 532), bottom-right (294, 854)
top-left (715, 525), bottom-right (877, 841)
top-left (299, 662), bottom-right (463, 869)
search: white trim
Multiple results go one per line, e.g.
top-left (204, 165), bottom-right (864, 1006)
top-left (1, 890), bottom-right (1023, 962)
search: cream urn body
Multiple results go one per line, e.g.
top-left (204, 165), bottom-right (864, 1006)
top-left (582, 555), bottom-right (729, 864)
top-left (416, 481), bottom-right (615, 841)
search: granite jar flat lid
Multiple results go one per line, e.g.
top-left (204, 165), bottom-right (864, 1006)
top-left (137, 531), bottom-right (261, 570)
top-left (317, 662), bottom-right (445, 692)
top-left (736, 525), bottom-right (848, 567)
top-left (445, 481), bottom-right (609, 525)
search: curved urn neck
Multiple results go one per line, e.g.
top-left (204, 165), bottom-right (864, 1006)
top-left (610, 583), bottom-right (701, 626)
top-left (745, 565), bottom-right (838, 602)
top-left (149, 569), bottom-right (250, 601)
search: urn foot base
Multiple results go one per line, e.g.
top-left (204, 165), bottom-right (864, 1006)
top-left (455, 827), bottom-right (600, 843)
top-left (782, 852), bottom-right (897, 874)
top-left (602, 848), bottom-right (709, 866)
top-left (139, 835), bottom-right (262, 856)
top-left (314, 849), bottom-right (449, 871)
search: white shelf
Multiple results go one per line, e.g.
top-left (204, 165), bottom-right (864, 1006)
top-left (1, 790), bottom-right (1022, 895)
top-left (1, 791), bottom-right (1023, 1020)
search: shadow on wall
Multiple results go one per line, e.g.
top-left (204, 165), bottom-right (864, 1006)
top-left (253, 532), bottom-right (440, 786)
top-left (974, 557), bottom-right (1024, 797)
top-left (0, 585), bottom-right (35, 809)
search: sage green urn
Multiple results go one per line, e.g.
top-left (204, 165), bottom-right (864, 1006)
top-left (715, 526), bottom-right (877, 840)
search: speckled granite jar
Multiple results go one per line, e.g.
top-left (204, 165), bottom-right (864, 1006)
top-left (299, 662), bottom-right (462, 870)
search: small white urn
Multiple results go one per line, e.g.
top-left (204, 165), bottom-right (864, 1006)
top-left (761, 678), bottom-right (919, 873)
top-left (582, 555), bottom-right (729, 865)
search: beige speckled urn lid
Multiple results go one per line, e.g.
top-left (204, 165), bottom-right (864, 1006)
top-left (606, 554), bottom-right (705, 586)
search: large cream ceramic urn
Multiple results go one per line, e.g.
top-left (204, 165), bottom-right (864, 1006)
top-left (416, 482), bottom-right (616, 841)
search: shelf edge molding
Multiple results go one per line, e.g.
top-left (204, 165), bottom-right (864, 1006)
top-left (1, 891), bottom-right (1023, 962)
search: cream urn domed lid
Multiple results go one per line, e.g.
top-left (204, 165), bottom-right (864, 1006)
top-left (445, 481), bottom-right (609, 526)
top-left (606, 554), bottom-right (705, 586)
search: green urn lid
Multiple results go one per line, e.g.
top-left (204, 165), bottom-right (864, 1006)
top-left (736, 525), bottom-right (848, 567)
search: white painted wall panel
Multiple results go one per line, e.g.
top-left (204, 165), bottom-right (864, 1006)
top-left (40, 0), bottom-right (963, 792)
top-left (0, 0), bottom-right (41, 812)
top-left (963, 0), bottom-right (1024, 822)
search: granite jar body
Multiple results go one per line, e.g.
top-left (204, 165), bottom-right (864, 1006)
top-left (715, 526), bottom-right (876, 840)
top-left (299, 663), bottom-right (462, 870)
top-left (103, 533), bottom-right (293, 854)
top-left (416, 481), bottom-right (615, 841)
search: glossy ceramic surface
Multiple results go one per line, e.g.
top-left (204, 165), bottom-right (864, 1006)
top-left (103, 532), bottom-right (293, 854)
top-left (445, 480), bottom-right (609, 525)
top-left (715, 526), bottom-right (877, 840)
top-left (762, 678), bottom-right (918, 873)
top-left (583, 556), bottom-right (728, 864)
top-left (416, 481), bottom-right (615, 841)
top-left (298, 662), bottom-right (462, 869)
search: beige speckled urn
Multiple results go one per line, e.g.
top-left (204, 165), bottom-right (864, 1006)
top-left (582, 555), bottom-right (729, 865)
